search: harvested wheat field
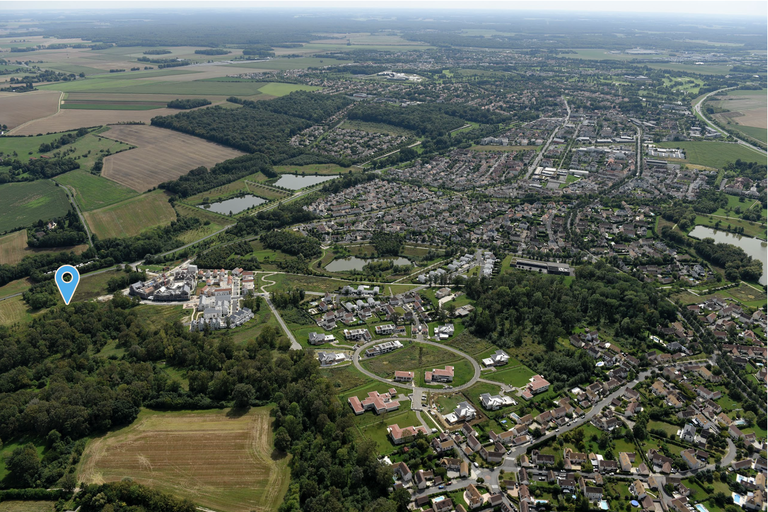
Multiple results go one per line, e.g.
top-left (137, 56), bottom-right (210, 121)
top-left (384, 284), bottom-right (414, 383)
top-left (0, 91), bottom-right (61, 131)
top-left (100, 125), bottom-right (245, 191)
top-left (11, 107), bottom-right (180, 136)
top-left (0, 230), bottom-right (88, 265)
top-left (79, 408), bottom-right (290, 512)
top-left (83, 190), bottom-right (176, 239)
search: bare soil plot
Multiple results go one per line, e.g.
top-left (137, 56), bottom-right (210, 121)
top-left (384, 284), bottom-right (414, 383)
top-left (12, 107), bottom-right (180, 135)
top-left (84, 190), bottom-right (177, 239)
top-left (78, 408), bottom-right (290, 512)
top-left (0, 230), bottom-right (88, 265)
top-left (99, 125), bottom-right (245, 192)
top-left (0, 90), bottom-right (61, 131)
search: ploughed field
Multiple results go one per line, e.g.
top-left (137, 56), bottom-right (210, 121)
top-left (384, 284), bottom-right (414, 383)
top-left (78, 407), bottom-right (290, 512)
top-left (100, 125), bottom-right (245, 191)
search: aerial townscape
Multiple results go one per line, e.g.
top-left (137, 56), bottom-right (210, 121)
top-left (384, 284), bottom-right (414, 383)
top-left (0, 4), bottom-right (766, 512)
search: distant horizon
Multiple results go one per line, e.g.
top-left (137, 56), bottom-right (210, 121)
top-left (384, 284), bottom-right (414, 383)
top-left (0, 1), bottom-right (765, 18)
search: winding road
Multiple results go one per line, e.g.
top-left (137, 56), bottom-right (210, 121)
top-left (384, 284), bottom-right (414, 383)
top-left (351, 336), bottom-right (483, 394)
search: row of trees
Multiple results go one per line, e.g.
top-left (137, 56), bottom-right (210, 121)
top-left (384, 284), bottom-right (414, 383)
top-left (261, 230), bottom-right (321, 258)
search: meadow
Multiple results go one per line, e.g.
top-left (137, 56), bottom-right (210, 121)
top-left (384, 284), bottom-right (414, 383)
top-left (656, 141), bottom-right (767, 168)
top-left (0, 502), bottom-right (55, 512)
top-left (361, 342), bottom-right (476, 387)
top-left (174, 203), bottom-right (232, 243)
top-left (0, 295), bottom-right (34, 326)
top-left (0, 180), bottom-right (71, 233)
top-left (83, 190), bottom-right (177, 239)
top-left (78, 407), bottom-right (290, 512)
top-left (99, 125), bottom-right (245, 192)
top-left (0, 230), bottom-right (88, 265)
top-left (55, 169), bottom-right (138, 211)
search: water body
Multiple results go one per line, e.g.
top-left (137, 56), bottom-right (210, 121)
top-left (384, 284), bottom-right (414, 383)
top-left (325, 256), bottom-right (411, 272)
top-left (274, 174), bottom-right (337, 190)
top-left (689, 225), bottom-right (767, 285)
top-left (200, 195), bottom-right (266, 215)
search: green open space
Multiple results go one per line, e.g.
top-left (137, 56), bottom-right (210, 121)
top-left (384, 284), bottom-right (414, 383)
top-left (0, 501), bottom-right (56, 512)
top-left (656, 141), bottom-right (766, 168)
top-left (485, 365), bottom-right (536, 388)
top-left (693, 214), bottom-right (766, 239)
top-left (56, 169), bottom-right (138, 211)
top-left (322, 364), bottom-right (370, 393)
top-left (172, 203), bottom-right (231, 243)
top-left (358, 409), bottom-right (424, 454)
top-left (361, 342), bottom-right (475, 387)
top-left (0, 180), bottom-right (71, 233)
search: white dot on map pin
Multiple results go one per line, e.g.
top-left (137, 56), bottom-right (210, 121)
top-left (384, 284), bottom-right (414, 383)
top-left (55, 265), bottom-right (80, 305)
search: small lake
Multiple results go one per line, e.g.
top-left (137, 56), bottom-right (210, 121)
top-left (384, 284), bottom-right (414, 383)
top-left (200, 195), bottom-right (266, 215)
top-left (326, 256), bottom-right (411, 272)
top-left (274, 174), bottom-right (337, 190)
top-left (689, 225), bottom-right (767, 285)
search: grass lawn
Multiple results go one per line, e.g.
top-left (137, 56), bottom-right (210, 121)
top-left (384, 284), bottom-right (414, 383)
top-left (0, 277), bottom-right (33, 299)
top-left (361, 342), bottom-right (475, 386)
top-left (0, 502), bottom-right (56, 512)
top-left (56, 169), bottom-right (138, 211)
top-left (434, 392), bottom-right (469, 417)
top-left (656, 141), bottom-right (767, 168)
top-left (647, 420), bottom-right (680, 437)
top-left (0, 436), bottom-right (45, 481)
top-left (359, 409), bottom-right (423, 454)
top-left (444, 332), bottom-right (496, 357)
top-left (464, 382), bottom-right (503, 408)
top-left (0, 180), bottom-right (71, 233)
top-left (486, 365), bottom-right (536, 388)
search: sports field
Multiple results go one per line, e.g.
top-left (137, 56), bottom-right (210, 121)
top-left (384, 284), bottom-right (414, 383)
top-left (55, 169), bottom-right (139, 211)
top-left (0, 181), bottom-right (71, 233)
top-left (655, 141), bottom-right (766, 168)
top-left (100, 125), bottom-right (245, 191)
top-left (83, 190), bottom-right (176, 239)
top-left (78, 407), bottom-right (290, 512)
top-left (0, 90), bottom-right (61, 131)
top-left (0, 230), bottom-right (88, 265)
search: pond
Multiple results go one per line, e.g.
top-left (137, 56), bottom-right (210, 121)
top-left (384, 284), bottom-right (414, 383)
top-left (200, 194), bottom-right (266, 215)
top-left (689, 226), bottom-right (767, 285)
top-left (325, 256), bottom-right (411, 272)
top-left (273, 174), bottom-right (338, 190)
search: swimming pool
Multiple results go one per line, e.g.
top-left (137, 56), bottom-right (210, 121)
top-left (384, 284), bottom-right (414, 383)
top-left (695, 504), bottom-right (710, 512)
top-left (599, 500), bottom-right (610, 510)
top-left (732, 493), bottom-right (743, 505)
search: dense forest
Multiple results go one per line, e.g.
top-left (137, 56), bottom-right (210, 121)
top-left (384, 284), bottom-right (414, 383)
top-left (167, 98), bottom-right (211, 109)
top-left (159, 153), bottom-right (274, 198)
top-left (0, 157), bottom-right (80, 183)
top-left (347, 102), bottom-right (506, 138)
top-left (693, 237), bottom-right (763, 282)
top-left (261, 230), bottom-right (322, 258)
top-left (194, 241), bottom-right (260, 270)
top-left (152, 92), bottom-right (351, 161)
top-left (462, 262), bottom-right (676, 391)
top-left (26, 210), bottom-right (87, 248)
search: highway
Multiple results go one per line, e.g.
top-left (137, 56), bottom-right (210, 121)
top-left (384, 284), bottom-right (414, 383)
top-left (693, 87), bottom-right (766, 156)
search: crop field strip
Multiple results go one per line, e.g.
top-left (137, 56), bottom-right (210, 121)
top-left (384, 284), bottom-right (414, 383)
top-left (12, 107), bottom-right (182, 136)
top-left (1, 90), bottom-right (62, 131)
top-left (83, 190), bottom-right (177, 239)
top-left (78, 408), bottom-right (290, 512)
top-left (99, 125), bottom-right (246, 191)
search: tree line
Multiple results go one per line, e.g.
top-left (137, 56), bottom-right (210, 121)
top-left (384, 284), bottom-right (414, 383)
top-left (261, 230), bottom-right (321, 258)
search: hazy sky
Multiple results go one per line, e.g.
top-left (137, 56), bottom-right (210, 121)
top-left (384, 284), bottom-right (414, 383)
top-left (0, 0), bottom-right (765, 16)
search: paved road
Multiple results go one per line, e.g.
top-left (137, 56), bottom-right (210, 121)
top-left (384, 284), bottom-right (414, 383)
top-left (351, 337), bottom-right (482, 393)
top-left (525, 96), bottom-right (570, 179)
top-left (52, 179), bottom-right (94, 248)
top-left (693, 88), bottom-right (766, 156)
top-left (259, 273), bottom-right (301, 350)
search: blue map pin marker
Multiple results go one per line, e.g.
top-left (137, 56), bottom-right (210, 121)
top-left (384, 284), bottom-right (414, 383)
top-left (55, 265), bottom-right (80, 305)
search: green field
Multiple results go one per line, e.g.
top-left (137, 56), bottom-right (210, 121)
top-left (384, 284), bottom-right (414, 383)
top-left (174, 203), bottom-right (232, 243)
top-left (61, 102), bottom-right (165, 110)
top-left (273, 163), bottom-right (350, 175)
top-left (656, 141), bottom-right (767, 168)
top-left (361, 342), bottom-right (475, 387)
top-left (83, 190), bottom-right (176, 239)
top-left (358, 409), bottom-right (424, 454)
top-left (485, 365), bottom-right (537, 388)
top-left (0, 180), bottom-right (71, 233)
top-left (40, 77), bottom-right (319, 97)
top-left (0, 501), bottom-right (56, 512)
top-left (0, 295), bottom-right (35, 326)
top-left (0, 130), bottom-right (133, 172)
top-left (56, 169), bottom-right (138, 211)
